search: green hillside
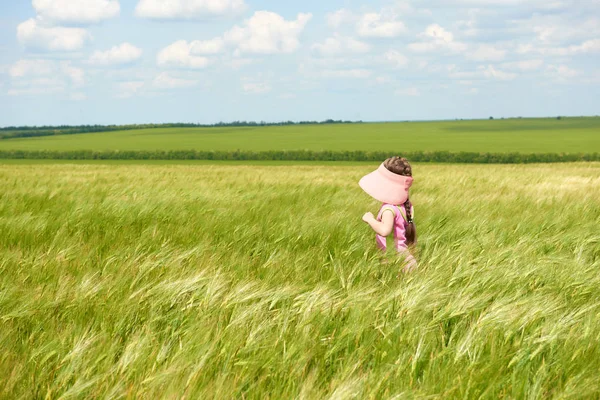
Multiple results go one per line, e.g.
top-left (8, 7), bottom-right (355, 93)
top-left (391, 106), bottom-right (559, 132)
top-left (1, 117), bottom-right (598, 154)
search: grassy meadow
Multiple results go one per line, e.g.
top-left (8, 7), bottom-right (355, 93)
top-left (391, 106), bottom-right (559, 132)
top-left (1, 117), bottom-right (599, 154)
top-left (1, 161), bottom-right (600, 398)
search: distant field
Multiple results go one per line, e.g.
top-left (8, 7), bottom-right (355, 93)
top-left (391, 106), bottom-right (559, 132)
top-left (2, 162), bottom-right (600, 398)
top-left (1, 118), bottom-right (599, 154)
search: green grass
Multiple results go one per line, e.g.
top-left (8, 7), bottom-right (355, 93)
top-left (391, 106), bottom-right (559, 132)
top-left (1, 117), bottom-right (599, 154)
top-left (1, 162), bottom-right (600, 398)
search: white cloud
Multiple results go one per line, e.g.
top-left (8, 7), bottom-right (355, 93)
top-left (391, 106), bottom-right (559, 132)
top-left (322, 69), bottom-right (371, 79)
top-left (7, 59), bottom-right (84, 96)
top-left (479, 65), bottom-right (517, 80)
top-left (424, 23), bottom-right (454, 42)
top-left (375, 76), bottom-right (392, 84)
top-left (156, 13), bottom-right (312, 68)
top-left (8, 86), bottom-right (64, 96)
top-left (518, 39), bottom-right (600, 56)
top-left (408, 24), bottom-right (467, 53)
top-left (357, 13), bottom-right (406, 38)
top-left (62, 62), bottom-right (85, 86)
top-left (88, 43), bottom-right (143, 66)
top-left (447, 64), bottom-right (517, 81)
top-left (383, 50), bottom-right (408, 68)
top-left (224, 11), bottom-right (312, 54)
top-left (437, 0), bottom-right (569, 8)
top-left (501, 59), bottom-right (544, 71)
top-left (33, 0), bottom-right (120, 24)
top-left (242, 82), bottom-right (271, 94)
top-left (312, 35), bottom-right (370, 56)
top-left (135, 0), bottom-right (246, 19)
top-left (224, 58), bottom-right (255, 70)
top-left (545, 64), bottom-right (580, 81)
top-left (10, 59), bottom-right (84, 86)
top-left (17, 18), bottom-right (89, 51)
top-left (466, 45), bottom-right (506, 61)
top-left (395, 87), bottom-right (420, 96)
top-left (9, 59), bottom-right (55, 77)
top-left (157, 40), bottom-right (209, 69)
top-left (153, 72), bottom-right (198, 89)
top-left (515, 15), bottom-right (600, 44)
top-left (116, 81), bottom-right (144, 98)
top-left (327, 9), bottom-right (354, 29)
top-left (191, 38), bottom-right (225, 55)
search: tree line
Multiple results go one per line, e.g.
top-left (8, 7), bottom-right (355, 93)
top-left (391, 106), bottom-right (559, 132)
top-left (1, 150), bottom-right (597, 163)
top-left (0, 120), bottom-right (362, 140)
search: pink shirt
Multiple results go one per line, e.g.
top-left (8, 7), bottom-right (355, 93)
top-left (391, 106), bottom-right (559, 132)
top-left (375, 203), bottom-right (414, 252)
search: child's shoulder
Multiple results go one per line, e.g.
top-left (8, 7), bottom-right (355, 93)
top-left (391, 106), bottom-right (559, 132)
top-left (380, 202), bottom-right (414, 222)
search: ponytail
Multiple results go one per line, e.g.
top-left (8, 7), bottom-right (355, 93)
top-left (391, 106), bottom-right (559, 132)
top-left (404, 198), bottom-right (416, 246)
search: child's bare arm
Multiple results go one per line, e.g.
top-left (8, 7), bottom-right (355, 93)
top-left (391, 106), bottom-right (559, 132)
top-left (362, 210), bottom-right (394, 237)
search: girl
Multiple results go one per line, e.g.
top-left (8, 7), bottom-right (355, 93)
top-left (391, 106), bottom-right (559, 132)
top-left (359, 156), bottom-right (417, 273)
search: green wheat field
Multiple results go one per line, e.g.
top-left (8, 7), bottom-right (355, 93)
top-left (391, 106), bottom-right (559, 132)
top-left (1, 118), bottom-right (599, 153)
top-left (2, 161), bottom-right (600, 398)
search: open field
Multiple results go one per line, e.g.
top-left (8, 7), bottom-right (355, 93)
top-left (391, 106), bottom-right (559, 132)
top-left (1, 118), bottom-right (599, 154)
top-left (1, 162), bottom-right (600, 398)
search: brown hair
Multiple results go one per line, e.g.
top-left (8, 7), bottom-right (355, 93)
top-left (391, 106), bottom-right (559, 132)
top-left (383, 156), bottom-right (416, 246)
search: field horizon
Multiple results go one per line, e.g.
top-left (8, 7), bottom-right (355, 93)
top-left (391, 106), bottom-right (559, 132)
top-left (1, 117), bottom-right (599, 156)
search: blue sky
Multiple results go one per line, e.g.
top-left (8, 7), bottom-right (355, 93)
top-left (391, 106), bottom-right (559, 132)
top-left (0, 0), bottom-right (598, 126)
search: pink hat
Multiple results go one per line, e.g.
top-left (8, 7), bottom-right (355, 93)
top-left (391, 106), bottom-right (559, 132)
top-left (359, 163), bottom-right (413, 205)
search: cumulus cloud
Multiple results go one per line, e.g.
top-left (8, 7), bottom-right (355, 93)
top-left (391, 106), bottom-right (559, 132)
top-left (383, 50), bottom-right (408, 68)
top-left (357, 12), bottom-right (406, 38)
top-left (17, 18), bottom-right (89, 51)
top-left (312, 35), bottom-right (370, 56)
top-left (327, 9), bottom-right (354, 29)
top-left (88, 43), bottom-right (143, 66)
top-left (7, 59), bottom-right (85, 96)
top-left (116, 81), bottom-right (144, 98)
top-left (518, 38), bottom-right (600, 56)
top-left (135, 0), bottom-right (246, 19)
top-left (153, 72), bottom-right (198, 89)
top-left (157, 40), bottom-right (210, 69)
top-left (501, 59), bottom-right (544, 71)
top-left (9, 59), bottom-right (55, 77)
top-left (447, 64), bottom-right (517, 81)
top-left (322, 69), bottom-right (371, 79)
top-left (157, 11), bottom-right (311, 65)
top-left (62, 62), bottom-right (85, 86)
top-left (32, 0), bottom-right (120, 24)
top-left (432, 0), bottom-right (569, 8)
top-left (10, 59), bottom-right (84, 86)
top-left (480, 65), bottom-right (517, 80)
top-left (408, 24), bottom-right (467, 53)
top-left (466, 45), bottom-right (506, 61)
top-left (8, 86), bottom-right (65, 96)
top-left (545, 64), bottom-right (580, 82)
top-left (511, 14), bottom-right (600, 45)
top-left (224, 11), bottom-right (312, 54)
top-left (191, 38), bottom-right (225, 55)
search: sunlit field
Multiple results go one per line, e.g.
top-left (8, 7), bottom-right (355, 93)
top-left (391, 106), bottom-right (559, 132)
top-left (1, 117), bottom-right (599, 154)
top-left (1, 162), bottom-right (600, 398)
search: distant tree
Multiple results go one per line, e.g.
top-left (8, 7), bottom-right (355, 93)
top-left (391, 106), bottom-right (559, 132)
top-left (489, 116), bottom-right (494, 120)
top-left (557, 116), bottom-right (562, 120)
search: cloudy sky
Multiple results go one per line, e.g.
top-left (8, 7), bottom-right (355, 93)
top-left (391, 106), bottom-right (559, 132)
top-left (0, 0), bottom-right (598, 126)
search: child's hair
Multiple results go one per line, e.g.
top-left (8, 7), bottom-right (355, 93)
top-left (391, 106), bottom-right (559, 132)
top-left (383, 156), bottom-right (416, 246)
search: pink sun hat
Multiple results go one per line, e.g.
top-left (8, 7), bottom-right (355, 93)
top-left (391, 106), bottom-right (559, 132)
top-left (359, 163), bottom-right (413, 205)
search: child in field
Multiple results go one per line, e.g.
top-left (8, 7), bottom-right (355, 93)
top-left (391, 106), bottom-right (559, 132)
top-left (359, 156), bottom-right (417, 273)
